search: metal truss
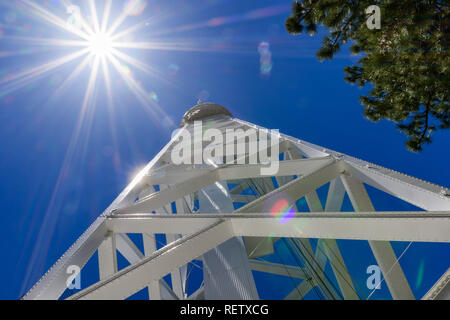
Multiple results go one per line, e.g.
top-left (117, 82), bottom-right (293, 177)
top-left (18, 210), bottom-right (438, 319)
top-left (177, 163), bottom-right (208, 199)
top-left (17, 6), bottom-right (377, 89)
top-left (23, 109), bottom-right (450, 300)
top-left (422, 268), bottom-right (450, 300)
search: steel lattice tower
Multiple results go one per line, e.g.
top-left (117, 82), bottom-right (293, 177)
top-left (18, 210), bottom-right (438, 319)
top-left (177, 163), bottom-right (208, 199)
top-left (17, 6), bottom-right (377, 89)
top-left (24, 102), bottom-right (450, 300)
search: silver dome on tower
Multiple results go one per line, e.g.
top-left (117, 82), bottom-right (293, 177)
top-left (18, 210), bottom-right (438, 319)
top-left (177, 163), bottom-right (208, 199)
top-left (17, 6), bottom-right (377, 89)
top-left (180, 100), bottom-right (233, 127)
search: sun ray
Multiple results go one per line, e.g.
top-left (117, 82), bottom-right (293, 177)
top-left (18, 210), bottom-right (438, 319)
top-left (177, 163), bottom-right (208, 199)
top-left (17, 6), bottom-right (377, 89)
top-left (101, 56), bottom-right (117, 136)
top-left (150, 4), bottom-right (290, 37)
top-left (88, 0), bottom-right (101, 33)
top-left (109, 48), bottom-right (151, 74)
top-left (47, 54), bottom-right (93, 104)
top-left (100, 55), bottom-right (117, 139)
top-left (112, 40), bottom-right (213, 52)
top-left (111, 2), bottom-right (215, 41)
top-left (107, 53), bottom-right (167, 121)
top-left (111, 18), bottom-right (151, 42)
top-left (1, 35), bottom-right (88, 48)
top-left (101, 0), bottom-right (113, 33)
top-left (110, 48), bottom-right (184, 96)
top-left (77, 58), bottom-right (102, 161)
top-left (113, 40), bottom-right (255, 55)
top-left (109, 47), bottom-right (168, 82)
top-left (107, 9), bottom-right (130, 36)
top-left (101, 56), bottom-right (114, 108)
top-left (60, 0), bottom-right (96, 36)
top-left (110, 7), bottom-right (181, 41)
top-left (19, 56), bottom-right (100, 295)
top-left (0, 48), bottom-right (89, 86)
top-left (0, 47), bottom-right (59, 60)
top-left (0, 48), bottom-right (89, 96)
top-left (20, 0), bottom-right (92, 40)
top-left (100, 55), bottom-right (122, 174)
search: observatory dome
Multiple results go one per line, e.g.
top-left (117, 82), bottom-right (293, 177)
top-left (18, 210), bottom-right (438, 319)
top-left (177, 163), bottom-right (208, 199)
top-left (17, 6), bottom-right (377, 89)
top-left (180, 102), bottom-right (233, 127)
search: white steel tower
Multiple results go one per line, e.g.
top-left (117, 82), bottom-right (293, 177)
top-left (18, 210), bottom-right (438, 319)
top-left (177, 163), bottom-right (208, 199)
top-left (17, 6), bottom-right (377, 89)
top-left (23, 102), bottom-right (450, 300)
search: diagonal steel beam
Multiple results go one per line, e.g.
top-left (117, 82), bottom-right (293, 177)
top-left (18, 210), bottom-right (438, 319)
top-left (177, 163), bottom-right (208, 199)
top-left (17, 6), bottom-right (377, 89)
top-left (343, 161), bottom-right (450, 211)
top-left (284, 279), bottom-right (315, 300)
top-left (23, 130), bottom-right (187, 300)
top-left (235, 160), bottom-right (343, 213)
top-left (249, 260), bottom-right (306, 279)
top-left (187, 285), bottom-right (205, 300)
top-left (67, 220), bottom-right (234, 300)
top-left (22, 217), bottom-right (109, 300)
top-left (315, 178), bottom-right (359, 300)
top-left (115, 233), bottom-right (144, 263)
top-left (116, 157), bottom-right (336, 215)
top-left (422, 268), bottom-right (450, 300)
top-left (116, 233), bottom-right (179, 300)
top-left (285, 149), bottom-right (344, 300)
top-left (341, 175), bottom-right (415, 300)
top-left (233, 118), bottom-right (450, 211)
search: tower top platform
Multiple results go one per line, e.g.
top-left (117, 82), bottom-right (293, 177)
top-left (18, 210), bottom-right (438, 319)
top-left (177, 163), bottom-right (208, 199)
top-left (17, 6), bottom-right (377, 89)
top-left (180, 102), bottom-right (233, 127)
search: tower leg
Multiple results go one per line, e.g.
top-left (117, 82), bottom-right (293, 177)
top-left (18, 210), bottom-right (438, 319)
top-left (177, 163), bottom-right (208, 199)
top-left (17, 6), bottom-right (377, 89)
top-left (198, 182), bottom-right (259, 299)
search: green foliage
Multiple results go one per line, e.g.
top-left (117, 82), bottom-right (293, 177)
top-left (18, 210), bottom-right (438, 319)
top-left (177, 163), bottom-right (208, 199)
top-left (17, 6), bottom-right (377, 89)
top-left (285, 0), bottom-right (449, 152)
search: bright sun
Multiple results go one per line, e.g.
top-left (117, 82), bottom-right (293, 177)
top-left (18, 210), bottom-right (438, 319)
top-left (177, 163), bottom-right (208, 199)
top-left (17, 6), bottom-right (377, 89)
top-left (7, 0), bottom-right (170, 128)
top-left (88, 32), bottom-right (114, 57)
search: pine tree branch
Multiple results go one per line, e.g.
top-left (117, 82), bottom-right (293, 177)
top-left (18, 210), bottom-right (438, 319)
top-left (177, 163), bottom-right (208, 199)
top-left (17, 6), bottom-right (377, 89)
top-left (329, 8), bottom-right (358, 48)
top-left (418, 96), bottom-right (432, 142)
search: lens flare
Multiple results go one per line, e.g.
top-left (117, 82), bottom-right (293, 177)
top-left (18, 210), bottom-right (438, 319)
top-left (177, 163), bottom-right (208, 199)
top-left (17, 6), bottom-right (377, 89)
top-left (415, 259), bottom-right (425, 289)
top-left (258, 41), bottom-right (273, 76)
top-left (124, 0), bottom-right (148, 17)
top-left (270, 198), bottom-right (295, 224)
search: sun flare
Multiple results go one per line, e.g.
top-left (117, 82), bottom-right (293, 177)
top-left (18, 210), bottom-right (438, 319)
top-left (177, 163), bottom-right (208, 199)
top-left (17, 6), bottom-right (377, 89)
top-left (0, 0), bottom-right (173, 125)
top-left (87, 32), bottom-right (114, 57)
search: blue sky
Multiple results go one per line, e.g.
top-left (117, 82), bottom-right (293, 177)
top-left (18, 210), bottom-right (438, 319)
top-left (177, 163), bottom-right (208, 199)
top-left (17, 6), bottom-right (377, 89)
top-left (0, 0), bottom-right (448, 300)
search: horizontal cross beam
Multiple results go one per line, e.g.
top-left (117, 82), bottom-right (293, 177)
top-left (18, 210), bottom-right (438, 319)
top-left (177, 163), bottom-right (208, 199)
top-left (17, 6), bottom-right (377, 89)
top-left (107, 211), bottom-right (450, 243)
